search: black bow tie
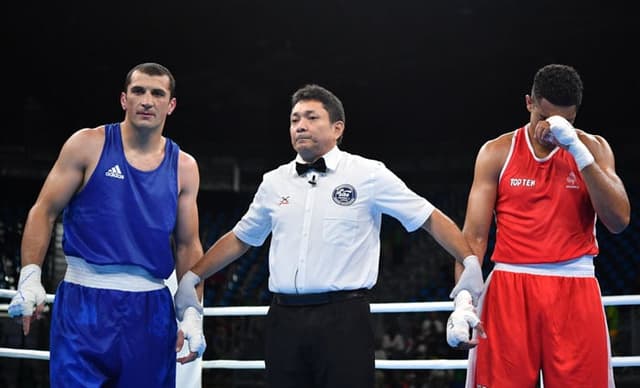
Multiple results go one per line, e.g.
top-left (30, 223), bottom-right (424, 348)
top-left (296, 158), bottom-right (327, 175)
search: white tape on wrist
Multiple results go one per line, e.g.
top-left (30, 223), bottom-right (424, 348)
top-left (181, 306), bottom-right (206, 358)
top-left (546, 115), bottom-right (594, 170)
top-left (446, 290), bottom-right (480, 347)
top-left (568, 141), bottom-right (595, 170)
top-left (8, 264), bottom-right (46, 318)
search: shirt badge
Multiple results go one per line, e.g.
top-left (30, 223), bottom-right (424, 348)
top-left (332, 184), bottom-right (357, 206)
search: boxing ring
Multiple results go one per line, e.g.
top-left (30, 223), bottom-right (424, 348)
top-left (2, 289), bottom-right (640, 371)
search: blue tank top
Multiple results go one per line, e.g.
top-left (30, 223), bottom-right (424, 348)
top-left (62, 123), bottom-right (179, 279)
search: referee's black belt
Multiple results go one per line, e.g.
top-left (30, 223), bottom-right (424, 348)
top-left (273, 288), bottom-right (368, 306)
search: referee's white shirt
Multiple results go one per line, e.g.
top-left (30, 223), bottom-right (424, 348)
top-left (232, 146), bottom-right (435, 294)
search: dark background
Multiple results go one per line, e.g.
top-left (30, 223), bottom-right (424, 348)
top-left (2, 0), bottom-right (638, 192)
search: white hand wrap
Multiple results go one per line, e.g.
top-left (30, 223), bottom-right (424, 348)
top-left (546, 115), bottom-right (594, 170)
top-left (449, 255), bottom-right (483, 304)
top-left (174, 270), bottom-right (202, 321)
top-left (446, 290), bottom-right (481, 347)
top-left (8, 264), bottom-right (46, 318)
top-left (180, 306), bottom-right (207, 358)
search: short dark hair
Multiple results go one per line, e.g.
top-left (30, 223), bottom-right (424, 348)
top-left (124, 62), bottom-right (176, 98)
top-left (292, 84), bottom-right (346, 124)
top-left (292, 84), bottom-right (346, 144)
top-left (531, 64), bottom-right (583, 107)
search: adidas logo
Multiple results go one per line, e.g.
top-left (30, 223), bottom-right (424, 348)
top-left (105, 165), bottom-right (125, 180)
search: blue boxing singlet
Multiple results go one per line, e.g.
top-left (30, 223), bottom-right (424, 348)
top-left (50, 123), bottom-right (180, 388)
top-left (62, 122), bottom-right (179, 279)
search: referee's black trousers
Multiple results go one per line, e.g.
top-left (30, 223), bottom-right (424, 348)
top-left (265, 291), bottom-right (374, 388)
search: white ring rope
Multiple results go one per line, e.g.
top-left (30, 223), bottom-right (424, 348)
top-left (2, 290), bottom-right (640, 313)
top-left (2, 289), bottom-right (640, 369)
top-left (0, 289), bottom-right (56, 303)
top-left (198, 357), bottom-right (640, 370)
top-left (0, 347), bottom-right (638, 370)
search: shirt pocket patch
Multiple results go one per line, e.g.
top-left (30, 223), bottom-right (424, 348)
top-left (323, 217), bottom-right (358, 246)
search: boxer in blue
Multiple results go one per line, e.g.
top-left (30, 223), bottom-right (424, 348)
top-left (9, 62), bottom-right (206, 387)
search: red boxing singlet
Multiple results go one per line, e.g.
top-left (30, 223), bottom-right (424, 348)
top-left (492, 126), bottom-right (598, 264)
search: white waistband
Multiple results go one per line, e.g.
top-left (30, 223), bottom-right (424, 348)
top-left (64, 256), bottom-right (166, 291)
top-left (493, 255), bottom-right (595, 277)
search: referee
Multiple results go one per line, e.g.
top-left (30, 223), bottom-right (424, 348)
top-left (175, 84), bottom-right (483, 388)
